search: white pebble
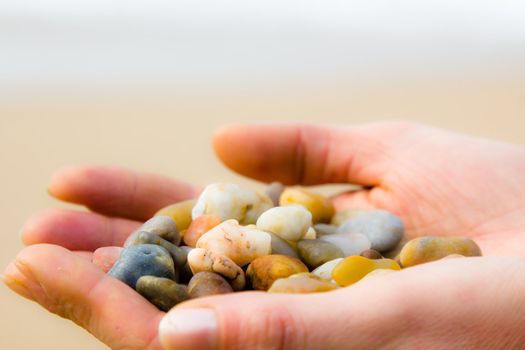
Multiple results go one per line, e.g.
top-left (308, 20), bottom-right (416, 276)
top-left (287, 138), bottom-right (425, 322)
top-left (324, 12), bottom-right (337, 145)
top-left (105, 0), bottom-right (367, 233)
top-left (256, 205), bottom-right (312, 241)
top-left (192, 183), bottom-right (273, 224)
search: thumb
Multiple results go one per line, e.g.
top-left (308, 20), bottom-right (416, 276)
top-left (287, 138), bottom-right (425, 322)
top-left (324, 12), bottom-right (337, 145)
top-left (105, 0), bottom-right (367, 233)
top-left (158, 292), bottom-right (313, 350)
top-left (212, 122), bottom-right (412, 186)
top-left (158, 285), bottom-right (400, 350)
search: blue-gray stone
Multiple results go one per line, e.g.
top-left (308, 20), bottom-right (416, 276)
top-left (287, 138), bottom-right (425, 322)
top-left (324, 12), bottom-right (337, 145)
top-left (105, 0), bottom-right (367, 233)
top-left (108, 244), bottom-right (175, 288)
top-left (124, 231), bottom-right (187, 267)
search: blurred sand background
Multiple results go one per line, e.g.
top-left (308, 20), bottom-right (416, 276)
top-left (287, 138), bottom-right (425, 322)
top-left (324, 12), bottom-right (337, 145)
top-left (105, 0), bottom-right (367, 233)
top-left (1, 1), bottom-right (525, 349)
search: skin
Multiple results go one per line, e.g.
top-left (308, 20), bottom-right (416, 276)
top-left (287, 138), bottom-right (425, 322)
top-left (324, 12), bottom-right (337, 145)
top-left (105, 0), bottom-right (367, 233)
top-left (3, 121), bottom-right (525, 349)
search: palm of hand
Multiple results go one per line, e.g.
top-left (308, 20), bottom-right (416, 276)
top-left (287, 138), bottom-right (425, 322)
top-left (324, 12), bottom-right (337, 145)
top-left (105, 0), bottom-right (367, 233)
top-left (4, 122), bottom-right (525, 350)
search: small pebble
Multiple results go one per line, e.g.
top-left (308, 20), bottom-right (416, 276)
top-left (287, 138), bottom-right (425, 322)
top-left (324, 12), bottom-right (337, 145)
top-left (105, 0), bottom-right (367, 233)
top-left (332, 256), bottom-right (401, 286)
top-left (280, 188), bottom-right (335, 223)
top-left (187, 248), bottom-right (245, 290)
top-left (92, 246), bottom-right (123, 273)
top-left (360, 249), bottom-right (383, 259)
top-left (268, 232), bottom-right (300, 259)
top-left (313, 223), bottom-right (337, 237)
top-left (196, 219), bottom-right (272, 266)
top-left (138, 215), bottom-right (180, 245)
top-left (136, 276), bottom-right (189, 311)
top-left (297, 239), bottom-right (344, 269)
top-left (108, 244), bottom-right (175, 288)
top-left (319, 232), bottom-right (371, 257)
top-left (268, 273), bottom-right (339, 293)
top-left (155, 199), bottom-right (196, 231)
top-left (303, 227), bottom-right (317, 240)
top-left (124, 231), bottom-right (188, 267)
top-left (192, 183), bottom-right (273, 224)
top-left (337, 210), bottom-right (404, 252)
top-left (312, 258), bottom-right (344, 281)
top-left (399, 236), bottom-right (481, 267)
top-left (246, 255), bottom-right (308, 291)
top-left (256, 205), bottom-right (312, 241)
top-left (183, 214), bottom-right (222, 247)
top-left (188, 272), bottom-right (234, 298)
top-left (266, 182), bottom-right (285, 207)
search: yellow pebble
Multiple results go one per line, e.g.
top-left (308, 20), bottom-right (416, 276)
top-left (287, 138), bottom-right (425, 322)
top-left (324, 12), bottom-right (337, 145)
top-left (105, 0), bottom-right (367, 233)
top-left (399, 236), bottom-right (481, 267)
top-left (332, 256), bottom-right (401, 286)
top-left (279, 188), bottom-right (335, 223)
top-left (155, 199), bottom-right (196, 232)
top-left (268, 272), bottom-right (339, 293)
top-left (247, 255), bottom-right (309, 291)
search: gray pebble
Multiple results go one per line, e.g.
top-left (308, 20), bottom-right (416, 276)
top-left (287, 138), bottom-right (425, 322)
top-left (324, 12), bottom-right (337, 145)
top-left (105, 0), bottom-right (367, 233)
top-left (266, 182), bottom-right (285, 207)
top-left (138, 215), bottom-right (180, 245)
top-left (108, 244), bottom-right (175, 288)
top-left (313, 223), bottom-right (337, 237)
top-left (269, 232), bottom-right (299, 259)
top-left (297, 239), bottom-right (344, 269)
top-left (337, 210), bottom-right (404, 252)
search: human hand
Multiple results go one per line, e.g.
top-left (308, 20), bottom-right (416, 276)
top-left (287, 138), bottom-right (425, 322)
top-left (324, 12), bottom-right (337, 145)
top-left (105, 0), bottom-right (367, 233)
top-left (5, 122), bottom-right (525, 349)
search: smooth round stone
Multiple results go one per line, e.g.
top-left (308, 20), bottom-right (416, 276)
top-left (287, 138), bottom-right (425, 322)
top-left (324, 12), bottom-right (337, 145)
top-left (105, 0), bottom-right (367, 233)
top-left (266, 182), bottom-right (285, 207)
top-left (399, 236), bottom-right (482, 267)
top-left (124, 231), bottom-right (188, 267)
top-left (196, 219), bottom-right (272, 266)
top-left (256, 205), bottom-right (312, 241)
top-left (319, 232), bottom-right (371, 257)
top-left (108, 244), bottom-right (175, 288)
top-left (155, 199), bottom-right (196, 231)
top-left (297, 239), bottom-right (344, 269)
top-left (192, 183), bottom-right (273, 225)
top-left (312, 258), bottom-right (344, 281)
top-left (330, 209), bottom-right (365, 226)
top-left (313, 223), bottom-right (337, 237)
top-left (92, 246), bottom-right (123, 273)
top-left (332, 256), bottom-right (401, 286)
top-left (246, 255), bottom-right (308, 291)
top-left (183, 214), bottom-right (222, 247)
top-left (279, 188), bottom-right (335, 223)
top-left (187, 248), bottom-right (245, 290)
top-left (268, 273), bottom-right (339, 294)
top-left (139, 215), bottom-right (180, 245)
top-left (360, 249), bottom-right (383, 259)
top-left (268, 232), bottom-right (300, 259)
top-left (188, 272), bottom-right (234, 298)
top-left (136, 276), bottom-right (188, 312)
top-left (337, 210), bottom-right (404, 252)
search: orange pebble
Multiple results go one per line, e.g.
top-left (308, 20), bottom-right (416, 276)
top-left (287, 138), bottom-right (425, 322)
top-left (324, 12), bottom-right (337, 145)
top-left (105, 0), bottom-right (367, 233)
top-left (183, 215), bottom-right (222, 247)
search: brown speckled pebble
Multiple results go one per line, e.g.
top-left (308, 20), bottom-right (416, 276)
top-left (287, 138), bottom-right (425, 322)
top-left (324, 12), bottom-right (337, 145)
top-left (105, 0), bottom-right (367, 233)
top-left (188, 272), bottom-right (234, 298)
top-left (360, 249), bottom-right (383, 259)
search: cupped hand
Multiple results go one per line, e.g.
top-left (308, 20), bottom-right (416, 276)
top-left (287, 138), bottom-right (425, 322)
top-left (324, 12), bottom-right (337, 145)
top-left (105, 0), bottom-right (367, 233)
top-left (4, 122), bottom-right (525, 349)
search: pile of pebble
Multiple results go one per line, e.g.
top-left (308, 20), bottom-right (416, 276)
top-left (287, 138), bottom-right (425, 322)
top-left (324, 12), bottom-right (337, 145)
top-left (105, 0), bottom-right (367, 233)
top-left (93, 182), bottom-right (482, 311)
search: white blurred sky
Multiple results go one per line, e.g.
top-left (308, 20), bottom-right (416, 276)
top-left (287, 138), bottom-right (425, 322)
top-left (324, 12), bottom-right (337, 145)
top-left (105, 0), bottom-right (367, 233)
top-left (1, 0), bottom-right (525, 90)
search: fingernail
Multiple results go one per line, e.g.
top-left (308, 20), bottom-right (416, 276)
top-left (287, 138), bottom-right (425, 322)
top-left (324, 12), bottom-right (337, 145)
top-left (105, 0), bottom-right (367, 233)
top-left (159, 308), bottom-right (218, 350)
